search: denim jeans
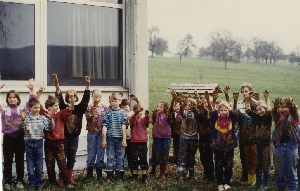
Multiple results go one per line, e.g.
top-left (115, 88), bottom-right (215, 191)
top-left (274, 143), bottom-right (299, 191)
top-left (151, 138), bottom-right (171, 166)
top-left (25, 139), bottom-right (44, 187)
top-left (64, 136), bottom-right (79, 169)
top-left (106, 137), bottom-right (125, 172)
top-left (177, 137), bottom-right (198, 168)
top-left (86, 134), bottom-right (105, 168)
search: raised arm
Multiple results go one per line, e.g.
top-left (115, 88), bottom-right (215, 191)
top-left (0, 84), bottom-right (4, 89)
top-left (36, 86), bottom-right (45, 101)
top-left (26, 78), bottom-right (36, 93)
top-left (205, 91), bottom-right (213, 112)
top-left (272, 97), bottom-right (281, 122)
top-left (85, 76), bottom-right (90, 90)
top-left (263, 90), bottom-right (271, 112)
top-left (232, 91), bottom-right (239, 113)
top-left (51, 73), bottom-right (60, 93)
top-left (223, 86), bottom-right (230, 104)
top-left (129, 93), bottom-right (140, 104)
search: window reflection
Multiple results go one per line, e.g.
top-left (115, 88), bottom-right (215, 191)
top-left (47, 1), bottom-right (122, 86)
top-left (0, 2), bottom-right (35, 80)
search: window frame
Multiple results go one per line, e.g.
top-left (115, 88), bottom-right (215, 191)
top-left (0, 0), bottom-right (126, 92)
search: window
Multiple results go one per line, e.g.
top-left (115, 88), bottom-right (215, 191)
top-left (0, 2), bottom-right (35, 80)
top-left (0, 0), bottom-right (124, 87)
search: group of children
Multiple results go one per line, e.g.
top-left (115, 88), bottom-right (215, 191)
top-left (1, 79), bottom-right (300, 191)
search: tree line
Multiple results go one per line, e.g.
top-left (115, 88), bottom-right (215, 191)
top-left (148, 27), bottom-right (300, 67)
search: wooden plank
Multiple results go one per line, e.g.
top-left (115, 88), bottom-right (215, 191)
top-left (166, 83), bottom-right (218, 94)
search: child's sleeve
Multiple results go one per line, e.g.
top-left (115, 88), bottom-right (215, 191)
top-left (85, 105), bottom-right (94, 122)
top-left (57, 108), bottom-right (72, 123)
top-left (129, 115), bottom-right (136, 128)
top-left (55, 91), bottom-right (67, 110)
top-left (121, 111), bottom-right (128, 125)
top-left (152, 110), bottom-right (157, 125)
top-left (42, 115), bottom-right (55, 131)
top-left (144, 115), bottom-right (150, 128)
top-left (78, 89), bottom-right (91, 114)
top-left (101, 111), bottom-right (108, 127)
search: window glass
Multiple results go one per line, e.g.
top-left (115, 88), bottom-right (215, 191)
top-left (47, 1), bottom-right (122, 86)
top-left (0, 2), bottom-right (35, 80)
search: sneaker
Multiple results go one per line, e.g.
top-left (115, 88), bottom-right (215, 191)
top-left (224, 184), bottom-right (231, 190)
top-left (4, 184), bottom-right (11, 190)
top-left (218, 185), bottom-right (225, 191)
top-left (16, 181), bottom-right (24, 189)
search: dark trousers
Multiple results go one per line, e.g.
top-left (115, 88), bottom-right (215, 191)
top-left (177, 136), bottom-right (198, 168)
top-left (44, 139), bottom-right (70, 185)
top-left (173, 134), bottom-right (180, 164)
top-left (124, 139), bottom-right (131, 169)
top-left (3, 134), bottom-right (25, 184)
top-left (214, 149), bottom-right (234, 185)
top-left (130, 142), bottom-right (149, 171)
top-left (239, 142), bottom-right (247, 177)
top-left (64, 136), bottom-right (79, 169)
top-left (256, 144), bottom-right (271, 181)
top-left (199, 138), bottom-right (214, 180)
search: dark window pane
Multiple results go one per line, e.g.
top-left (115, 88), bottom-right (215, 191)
top-left (47, 1), bottom-right (122, 86)
top-left (0, 2), bottom-right (35, 80)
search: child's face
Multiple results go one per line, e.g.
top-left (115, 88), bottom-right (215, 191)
top-left (219, 105), bottom-right (229, 117)
top-left (174, 103), bottom-right (180, 112)
top-left (241, 87), bottom-right (251, 100)
top-left (185, 101), bottom-right (192, 112)
top-left (92, 92), bottom-right (102, 104)
top-left (281, 105), bottom-right (290, 116)
top-left (256, 105), bottom-right (266, 116)
top-left (30, 103), bottom-right (40, 116)
top-left (122, 105), bottom-right (130, 112)
top-left (111, 99), bottom-right (121, 109)
top-left (48, 102), bottom-right (59, 113)
top-left (7, 93), bottom-right (19, 105)
top-left (202, 98), bottom-right (208, 108)
top-left (136, 108), bottom-right (143, 116)
top-left (156, 103), bottom-right (164, 114)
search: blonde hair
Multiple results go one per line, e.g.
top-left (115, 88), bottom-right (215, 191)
top-left (256, 100), bottom-right (267, 109)
top-left (110, 92), bottom-right (123, 101)
top-left (92, 89), bottom-right (102, 96)
top-left (218, 101), bottom-right (231, 110)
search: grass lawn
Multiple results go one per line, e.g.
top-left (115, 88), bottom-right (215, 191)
top-left (21, 57), bottom-right (300, 190)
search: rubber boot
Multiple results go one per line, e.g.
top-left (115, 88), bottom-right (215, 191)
top-left (141, 170), bottom-right (148, 184)
top-left (96, 167), bottom-right (102, 181)
top-left (263, 179), bottom-right (270, 189)
top-left (247, 173), bottom-right (253, 185)
top-left (251, 177), bottom-right (262, 189)
top-left (58, 172), bottom-right (64, 187)
top-left (131, 170), bottom-right (138, 183)
top-left (178, 166), bottom-right (184, 183)
top-left (86, 167), bottom-right (93, 180)
top-left (68, 169), bottom-right (77, 184)
top-left (119, 170), bottom-right (125, 181)
top-left (150, 165), bottom-right (156, 179)
top-left (252, 174), bottom-right (256, 185)
top-left (160, 165), bottom-right (166, 180)
top-left (188, 168), bottom-right (195, 179)
top-left (105, 171), bottom-right (113, 183)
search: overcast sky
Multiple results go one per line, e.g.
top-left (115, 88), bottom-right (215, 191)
top-left (147, 0), bottom-right (300, 55)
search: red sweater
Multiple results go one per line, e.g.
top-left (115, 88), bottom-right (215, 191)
top-left (40, 106), bottom-right (71, 140)
top-left (130, 115), bottom-right (150, 143)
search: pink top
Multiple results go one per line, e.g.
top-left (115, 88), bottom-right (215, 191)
top-left (152, 113), bottom-right (171, 138)
top-left (130, 115), bottom-right (150, 142)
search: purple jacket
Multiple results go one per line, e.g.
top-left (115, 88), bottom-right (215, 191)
top-left (1, 93), bottom-right (36, 137)
top-left (152, 113), bottom-right (171, 138)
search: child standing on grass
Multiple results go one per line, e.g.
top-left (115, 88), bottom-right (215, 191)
top-left (120, 98), bottom-right (134, 176)
top-left (85, 89), bottom-right (108, 181)
top-left (19, 98), bottom-right (54, 190)
top-left (129, 98), bottom-right (150, 183)
top-left (150, 100), bottom-right (172, 180)
top-left (245, 90), bottom-right (272, 189)
top-left (198, 93), bottom-right (215, 182)
top-left (1, 79), bottom-right (36, 190)
top-left (177, 97), bottom-right (199, 183)
top-left (52, 74), bottom-right (90, 185)
top-left (272, 97), bottom-right (300, 191)
top-left (209, 91), bottom-right (239, 191)
top-left (41, 95), bottom-right (74, 188)
top-left (101, 92), bottom-right (128, 182)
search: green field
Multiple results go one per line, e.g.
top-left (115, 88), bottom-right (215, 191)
top-left (149, 56), bottom-right (300, 112)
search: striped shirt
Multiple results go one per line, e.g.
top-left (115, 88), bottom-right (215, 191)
top-left (101, 108), bottom-right (128, 138)
top-left (19, 113), bottom-right (54, 140)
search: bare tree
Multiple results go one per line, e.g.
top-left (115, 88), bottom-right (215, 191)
top-left (177, 34), bottom-right (197, 57)
top-left (232, 38), bottom-right (243, 63)
top-left (154, 37), bottom-right (168, 56)
top-left (148, 26), bottom-right (159, 57)
top-left (251, 37), bottom-right (262, 63)
top-left (243, 44), bottom-right (252, 63)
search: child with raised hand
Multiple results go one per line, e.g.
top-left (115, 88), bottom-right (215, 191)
top-left (197, 90), bottom-right (215, 182)
top-left (149, 100), bottom-right (172, 180)
top-left (1, 78), bottom-right (36, 190)
top-left (51, 74), bottom-right (90, 184)
top-left (209, 91), bottom-right (239, 191)
top-left (170, 90), bottom-right (183, 165)
top-left (177, 97), bottom-right (199, 183)
top-left (101, 92), bottom-right (128, 182)
top-left (245, 90), bottom-right (272, 189)
top-left (40, 94), bottom-right (74, 188)
top-left (19, 98), bottom-right (54, 190)
top-left (129, 97), bottom-right (150, 183)
top-left (85, 89), bottom-right (108, 181)
top-left (120, 96), bottom-right (134, 175)
top-left (272, 97), bottom-right (300, 191)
